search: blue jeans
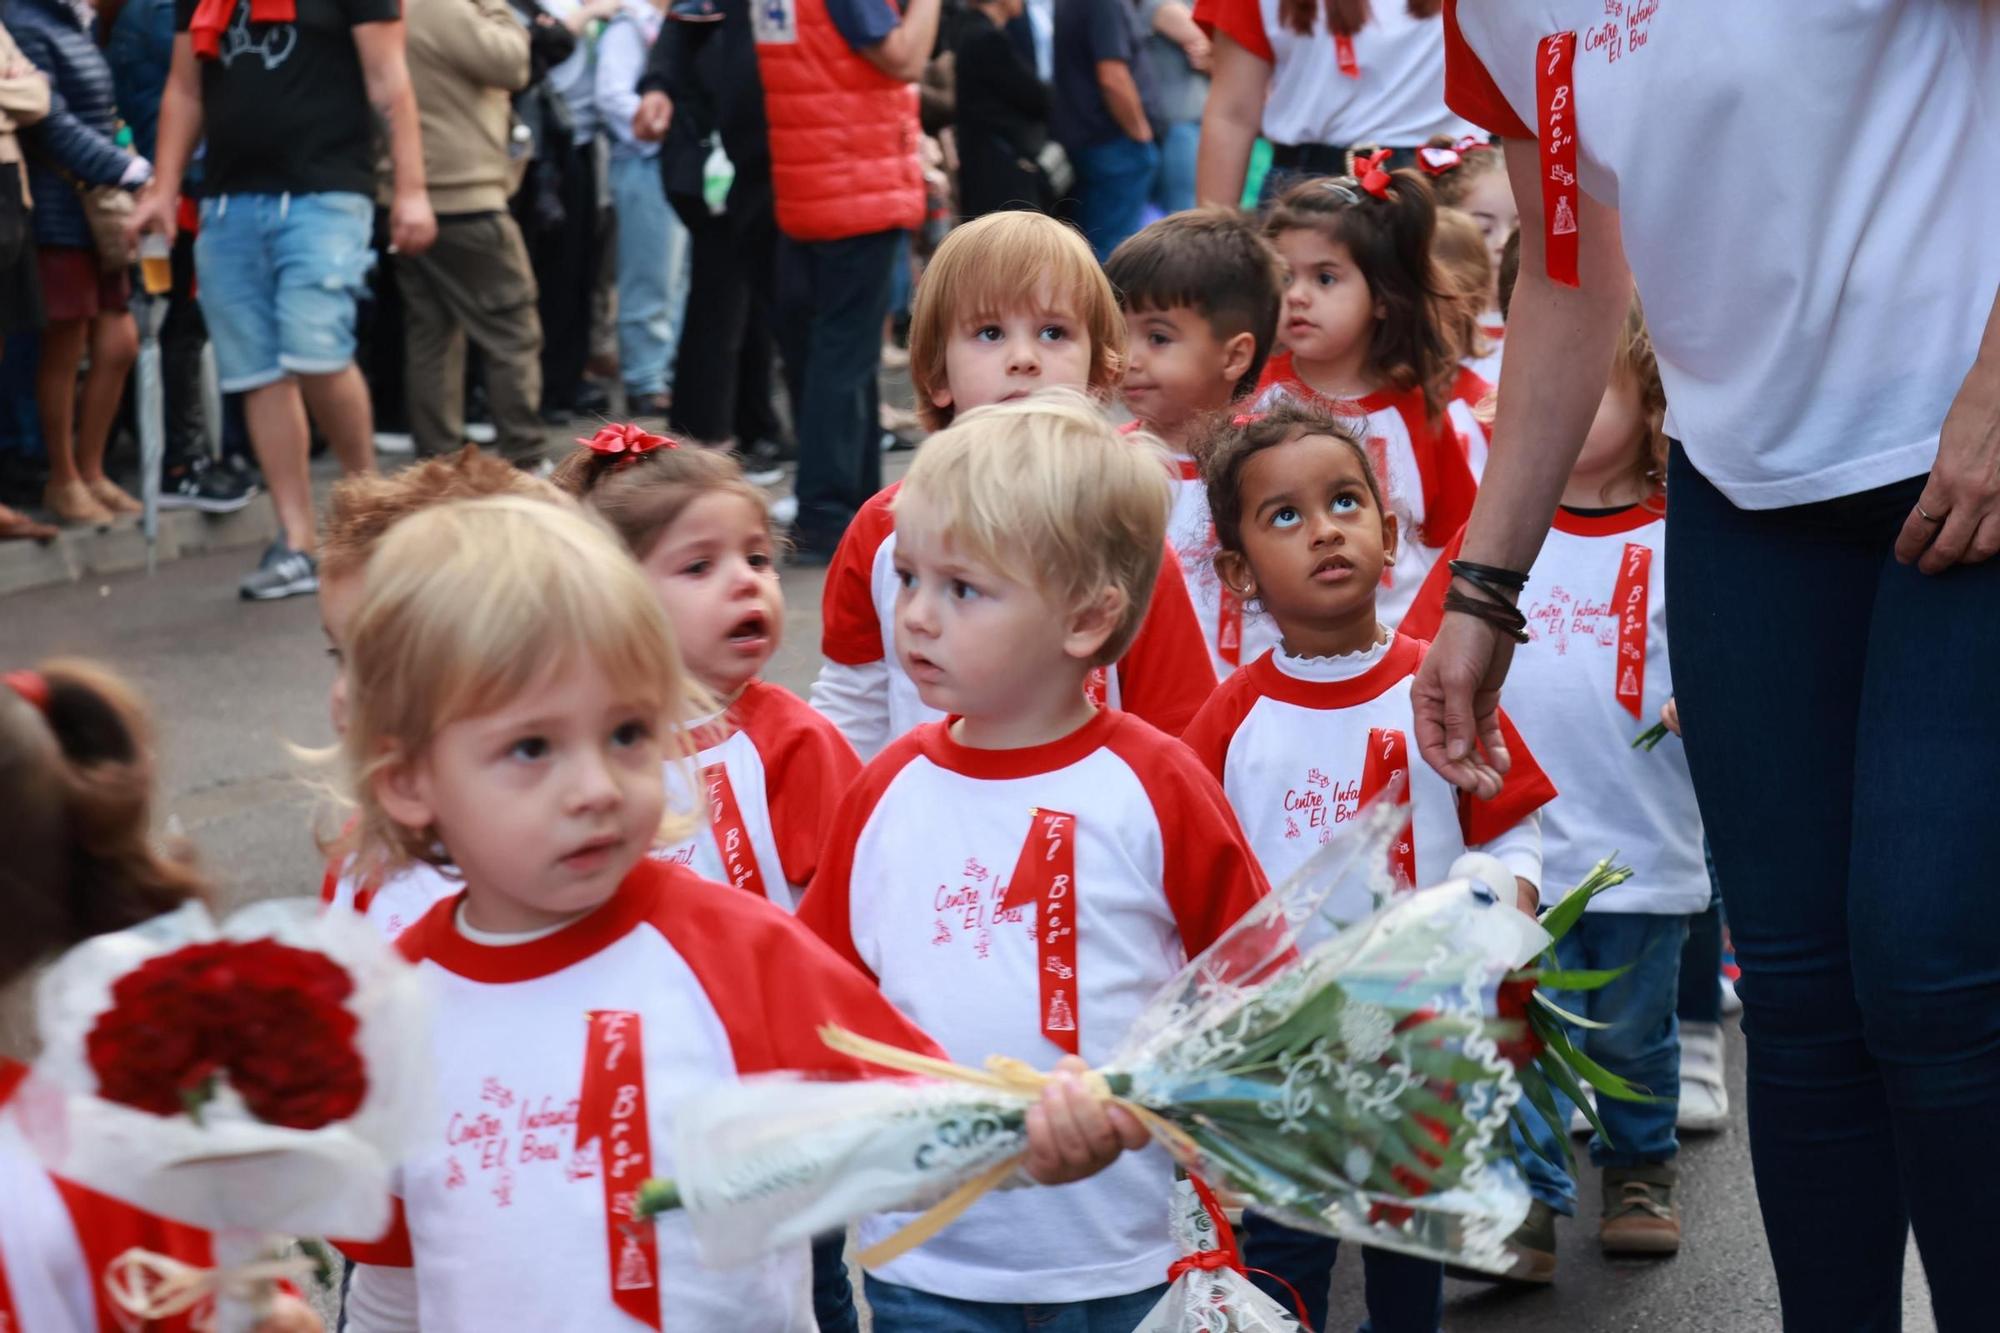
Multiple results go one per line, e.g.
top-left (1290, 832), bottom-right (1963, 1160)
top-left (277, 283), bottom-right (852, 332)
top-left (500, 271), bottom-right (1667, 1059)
top-left (1074, 137), bottom-right (1159, 260)
top-left (862, 1273), bottom-right (1168, 1332)
top-left (608, 151), bottom-right (689, 396)
top-left (812, 1232), bottom-right (858, 1333)
top-left (1148, 119), bottom-right (1199, 216)
top-left (1665, 442), bottom-right (2000, 1332)
top-left (193, 191), bottom-right (375, 392)
top-left (1240, 1212), bottom-right (1441, 1333)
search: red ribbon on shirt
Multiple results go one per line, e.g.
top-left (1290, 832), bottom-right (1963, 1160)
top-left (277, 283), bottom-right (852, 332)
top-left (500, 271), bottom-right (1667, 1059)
top-left (998, 809), bottom-right (1081, 1054)
top-left (1612, 541), bottom-right (1652, 719)
top-left (1335, 32), bottom-right (1360, 78)
top-left (1359, 729), bottom-right (1417, 890)
top-left (1535, 31), bottom-right (1581, 287)
top-left (701, 762), bottom-right (768, 902)
top-left (189, 0), bottom-right (296, 60)
top-left (576, 1011), bottom-right (661, 1331)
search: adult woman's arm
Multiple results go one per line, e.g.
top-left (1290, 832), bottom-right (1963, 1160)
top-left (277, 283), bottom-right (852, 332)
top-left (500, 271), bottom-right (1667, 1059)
top-left (1410, 142), bottom-right (1633, 798)
top-left (1193, 32), bottom-right (1264, 205)
top-left (1895, 285), bottom-right (2000, 573)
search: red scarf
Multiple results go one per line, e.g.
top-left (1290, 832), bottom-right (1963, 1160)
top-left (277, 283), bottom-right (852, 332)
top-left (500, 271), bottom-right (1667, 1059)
top-left (190, 0), bottom-right (298, 60)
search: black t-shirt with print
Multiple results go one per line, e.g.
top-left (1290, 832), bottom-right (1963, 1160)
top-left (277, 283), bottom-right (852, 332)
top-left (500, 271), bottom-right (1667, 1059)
top-left (174, 0), bottom-right (400, 197)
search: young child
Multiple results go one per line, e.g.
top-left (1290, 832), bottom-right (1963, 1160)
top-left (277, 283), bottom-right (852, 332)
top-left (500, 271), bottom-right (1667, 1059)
top-left (316, 447), bottom-right (568, 939)
top-left (1178, 401), bottom-right (1555, 1333)
top-left (1419, 134), bottom-right (1514, 377)
top-left (1253, 164), bottom-right (1482, 628)
top-left (1105, 207), bottom-right (1288, 679)
top-left (812, 211), bottom-right (1215, 758)
top-left (797, 394), bottom-right (1271, 1330)
top-left (0, 663), bottom-right (320, 1333)
top-left (331, 497), bottom-right (1140, 1330)
top-left (1405, 302), bottom-right (1706, 1279)
top-left (1432, 207), bottom-right (1498, 474)
top-left (553, 431), bottom-right (860, 910)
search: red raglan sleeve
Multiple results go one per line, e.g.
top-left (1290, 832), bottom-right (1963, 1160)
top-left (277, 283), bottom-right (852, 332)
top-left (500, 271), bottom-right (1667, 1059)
top-left (1176, 669), bottom-right (1260, 785)
top-left (1117, 723), bottom-right (1273, 956)
top-left (1459, 707), bottom-right (1558, 845)
top-left (754, 689), bottom-right (865, 889)
top-left (1442, 0), bottom-right (1536, 140)
top-left (1114, 550), bottom-right (1218, 738)
top-left (819, 488), bottom-right (898, 667)
top-left (1193, 0), bottom-right (1273, 61)
top-left (1398, 524), bottom-right (1466, 643)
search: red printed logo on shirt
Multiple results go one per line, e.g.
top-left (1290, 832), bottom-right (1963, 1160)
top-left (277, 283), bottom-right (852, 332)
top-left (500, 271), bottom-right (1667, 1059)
top-left (1612, 542), bottom-right (1652, 718)
top-left (1536, 32), bottom-right (1581, 287)
top-left (998, 809), bottom-right (1081, 1054)
top-left (1358, 729), bottom-right (1416, 890)
top-left (576, 1011), bottom-right (660, 1331)
top-left (701, 762), bottom-right (768, 901)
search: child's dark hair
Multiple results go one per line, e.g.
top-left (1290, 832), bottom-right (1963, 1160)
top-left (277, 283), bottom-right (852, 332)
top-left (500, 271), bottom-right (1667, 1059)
top-left (1278, 0), bottom-right (1436, 37)
top-left (1105, 207), bottom-right (1288, 399)
top-left (1498, 225), bottom-right (1522, 322)
top-left (1266, 169), bottom-right (1454, 418)
top-left (550, 434), bottom-right (771, 560)
top-left (1201, 401), bottom-right (1385, 556)
top-left (0, 662), bottom-right (204, 985)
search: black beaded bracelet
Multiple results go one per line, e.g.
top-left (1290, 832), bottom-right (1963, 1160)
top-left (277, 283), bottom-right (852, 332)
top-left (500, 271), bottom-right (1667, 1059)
top-left (1448, 559), bottom-right (1530, 591)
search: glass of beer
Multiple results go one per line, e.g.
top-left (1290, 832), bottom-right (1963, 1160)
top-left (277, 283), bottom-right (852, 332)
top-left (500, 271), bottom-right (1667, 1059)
top-left (139, 233), bottom-right (172, 296)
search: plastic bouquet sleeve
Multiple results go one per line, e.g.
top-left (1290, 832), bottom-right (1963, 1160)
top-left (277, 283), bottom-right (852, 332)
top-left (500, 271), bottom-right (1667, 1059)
top-left (1132, 1177), bottom-right (1301, 1333)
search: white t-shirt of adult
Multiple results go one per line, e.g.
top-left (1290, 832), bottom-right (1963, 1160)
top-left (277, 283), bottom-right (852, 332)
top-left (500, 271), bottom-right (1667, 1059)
top-left (796, 709), bottom-right (1270, 1303)
top-left (1444, 0), bottom-right (2000, 509)
top-left (1195, 0), bottom-right (1481, 148)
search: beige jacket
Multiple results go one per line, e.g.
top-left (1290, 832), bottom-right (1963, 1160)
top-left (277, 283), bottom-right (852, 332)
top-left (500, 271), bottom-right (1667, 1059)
top-left (0, 23), bottom-right (51, 207)
top-left (391, 0), bottom-right (531, 216)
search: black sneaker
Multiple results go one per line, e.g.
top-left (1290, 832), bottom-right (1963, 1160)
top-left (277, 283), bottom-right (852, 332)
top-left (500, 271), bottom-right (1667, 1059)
top-left (737, 438), bottom-right (787, 487)
top-left (239, 540), bottom-right (319, 601)
top-left (160, 458), bottom-right (258, 515)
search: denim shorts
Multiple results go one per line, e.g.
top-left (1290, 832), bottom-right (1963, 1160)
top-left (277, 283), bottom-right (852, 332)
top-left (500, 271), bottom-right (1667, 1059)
top-left (194, 191), bottom-right (375, 392)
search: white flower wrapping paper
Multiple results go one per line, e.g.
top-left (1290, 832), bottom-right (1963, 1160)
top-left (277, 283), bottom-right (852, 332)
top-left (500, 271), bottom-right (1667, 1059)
top-left (1132, 1179), bottom-right (1299, 1333)
top-left (27, 898), bottom-right (432, 1240)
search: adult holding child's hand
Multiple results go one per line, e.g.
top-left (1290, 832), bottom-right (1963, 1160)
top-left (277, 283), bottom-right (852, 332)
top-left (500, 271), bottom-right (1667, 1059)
top-left (1413, 6), bottom-right (2000, 1330)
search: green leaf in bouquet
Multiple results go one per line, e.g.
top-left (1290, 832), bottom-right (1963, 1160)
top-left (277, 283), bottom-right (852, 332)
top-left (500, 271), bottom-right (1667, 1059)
top-left (632, 1178), bottom-right (682, 1221)
top-left (1515, 965), bottom-right (1632, 993)
top-left (1631, 721), bottom-right (1671, 751)
top-left (1537, 857), bottom-right (1635, 946)
top-left (1530, 992), bottom-right (1612, 1031)
top-left (1537, 1018), bottom-right (1662, 1106)
top-left (1513, 1064), bottom-right (1577, 1171)
top-left (1535, 1036), bottom-right (1614, 1145)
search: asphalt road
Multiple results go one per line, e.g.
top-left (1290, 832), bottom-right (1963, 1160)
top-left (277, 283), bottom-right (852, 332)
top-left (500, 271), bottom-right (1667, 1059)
top-left (4, 545), bottom-right (1938, 1332)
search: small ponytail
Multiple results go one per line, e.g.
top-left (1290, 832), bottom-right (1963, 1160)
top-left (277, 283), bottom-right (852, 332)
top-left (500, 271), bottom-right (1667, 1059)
top-left (1278, 0), bottom-right (1440, 40)
top-left (0, 660), bottom-right (204, 985)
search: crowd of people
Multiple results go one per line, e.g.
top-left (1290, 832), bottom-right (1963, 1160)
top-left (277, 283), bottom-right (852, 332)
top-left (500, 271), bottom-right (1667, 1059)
top-left (3, 1), bottom-right (1999, 1332)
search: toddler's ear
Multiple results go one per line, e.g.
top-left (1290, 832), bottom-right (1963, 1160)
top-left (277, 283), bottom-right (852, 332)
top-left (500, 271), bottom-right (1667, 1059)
top-left (373, 745), bottom-right (438, 836)
top-left (1221, 331), bottom-right (1258, 388)
top-left (1213, 549), bottom-right (1258, 607)
top-left (1062, 585), bottom-right (1128, 663)
top-left (1379, 511), bottom-right (1399, 567)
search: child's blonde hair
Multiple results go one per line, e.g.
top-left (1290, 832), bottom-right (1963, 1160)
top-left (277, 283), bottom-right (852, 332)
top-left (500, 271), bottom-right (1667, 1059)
top-left (908, 212), bottom-right (1126, 432)
top-left (1610, 298), bottom-right (1670, 504)
top-left (320, 446), bottom-right (568, 583)
top-left (337, 496), bottom-right (700, 878)
top-left (893, 390), bottom-right (1170, 667)
top-left (1432, 207), bottom-right (1495, 367)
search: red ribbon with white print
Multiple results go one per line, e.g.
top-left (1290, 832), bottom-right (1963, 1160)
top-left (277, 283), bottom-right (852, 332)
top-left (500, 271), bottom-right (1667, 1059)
top-left (1535, 31), bottom-right (1581, 287)
top-left (998, 809), bottom-right (1081, 1054)
top-left (1612, 542), bottom-right (1652, 719)
top-left (701, 762), bottom-right (768, 902)
top-left (1358, 729), bottom-right (1416, 890)
top-left (577, 1011), bottom-right (661, 1331)
top-left (1335, 31), bottom-right (1359, 78)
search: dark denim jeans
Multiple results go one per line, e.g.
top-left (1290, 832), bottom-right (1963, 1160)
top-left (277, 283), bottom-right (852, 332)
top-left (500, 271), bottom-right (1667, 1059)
top-left (1240, 1210), bottom-right (1441, 1333)
top-left (1073, 136), bottom-right (1159, 261)
top-left (1665, 442), bottom-right (2000, 1332)
top-left (862, 1272), bottom-right (1168, 1332)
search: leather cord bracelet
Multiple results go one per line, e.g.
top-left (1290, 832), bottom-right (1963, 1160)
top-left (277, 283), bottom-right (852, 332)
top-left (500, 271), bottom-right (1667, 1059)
top-left (1448, 559), bottom-right (1529, 591)
top-left (1442, 589), bottom-right (1531, 643)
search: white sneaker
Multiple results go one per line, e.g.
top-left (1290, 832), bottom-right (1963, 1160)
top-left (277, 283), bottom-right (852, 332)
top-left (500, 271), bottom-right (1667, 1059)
top-left (769, 494), bottom-right (798, 529)
top-left (1570, 1091), bottom-right (1596, 1136)
top-left (464, 422), bottom-right (498, 445)
top-left (1677, 1021), bottom-right (1731, 1133)
top-left (1720, 973), bottom-right (1743, 1016)
top-left (374, 431), bottom-right (415, 455)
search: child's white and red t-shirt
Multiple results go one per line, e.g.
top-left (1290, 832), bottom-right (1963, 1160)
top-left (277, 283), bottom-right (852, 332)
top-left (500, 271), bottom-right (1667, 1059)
top-left (323, 858), bottom-right (461, 943)
top-left (1181, 632), bottom-right (1553, 935)
top-left (0, 1062), bottom-right (215, 1333)
top-left (650, 679), bottom-right (861, 910)
top-left (1165, 452), bottom-right (1281, 680)
top-left (811, 482), bottom-right (1218, 760)
top-left (1253, 356), bottom-right (1481, 627)
top-left (337, 859), bottom-right (941, 1332)
top-left (1405, 505), bottom-right (1706, 915)
top-left (1447, 364), bottom-right (1494, 478)
top-left (796, 709), bottom-right (1270, 1303)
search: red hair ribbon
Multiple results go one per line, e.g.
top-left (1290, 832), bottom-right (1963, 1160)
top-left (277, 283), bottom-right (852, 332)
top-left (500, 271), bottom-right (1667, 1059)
top-left (1354, 148), bottom-right (1395, 200)
top-left (579, 422), bottom-right (675, 465)
top-left (3, 669), bottom-right (49, 713)
top-left (1417, 135), bottom-right (1495, 177)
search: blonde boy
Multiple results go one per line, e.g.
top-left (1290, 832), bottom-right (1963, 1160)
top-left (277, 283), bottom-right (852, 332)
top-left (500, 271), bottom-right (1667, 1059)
top-left (798, 393), bottom-right (1270, 1330)
top-left (812, 215), bottom-right (1213, 758)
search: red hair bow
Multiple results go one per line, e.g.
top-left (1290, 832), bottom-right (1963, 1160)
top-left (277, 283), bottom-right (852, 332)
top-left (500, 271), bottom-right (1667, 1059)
top-left (1354, 148), bottom-right (1395, 200)
top-left (3, 669), bottom-right (49, 713)
top-left (1416, 135), bottom-right (1492, 177)
top-left (579, 422), bottom-right (674, 463)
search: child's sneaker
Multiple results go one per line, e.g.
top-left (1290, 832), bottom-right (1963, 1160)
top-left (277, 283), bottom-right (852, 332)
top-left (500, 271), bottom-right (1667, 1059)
top-left (1677, 1021), bottom-right (1730, 1133)
top-left (1450, 1198), bottom-right (1558, 1285)
top-left (1599, 1165), bottom-right (1680, 1255)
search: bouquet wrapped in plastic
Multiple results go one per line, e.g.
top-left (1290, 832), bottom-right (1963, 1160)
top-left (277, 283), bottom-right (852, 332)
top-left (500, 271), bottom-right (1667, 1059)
top-left (639, 795), bottom-right (1558, 1274)
top-left (1132, 1177), bottom-right (1301, 1333)
top-left (27, 898), bottom-right (430, 1329)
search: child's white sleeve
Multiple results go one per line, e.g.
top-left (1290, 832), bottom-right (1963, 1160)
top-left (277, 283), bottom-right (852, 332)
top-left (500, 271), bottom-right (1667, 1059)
top-left (810, 659), bottom-right (893, 762)
top-left (343, 1263), bottom-right (422, 1333)
top-left (1473, 807), bottom-right (1543, 901)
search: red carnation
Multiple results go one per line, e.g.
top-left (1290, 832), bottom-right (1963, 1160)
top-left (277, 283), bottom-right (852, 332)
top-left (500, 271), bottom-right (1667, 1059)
top-left (85, 939), bottom-right (368, 1131)
top-left (1493, 976), bottom-right (1545, 1068)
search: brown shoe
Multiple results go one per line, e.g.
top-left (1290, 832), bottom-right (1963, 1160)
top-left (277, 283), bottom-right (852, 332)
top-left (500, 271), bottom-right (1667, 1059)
top-left (43, 480), bottom-right (114, 527)
top-left (1447, 1198), bottom-right (1558, 1285)
top-left (86, 476), bottom-right (144, 516)
top-left (0, 503), bottom-right (59, 542)
top-left (1599, 1164), bottom-right (1681, 1255)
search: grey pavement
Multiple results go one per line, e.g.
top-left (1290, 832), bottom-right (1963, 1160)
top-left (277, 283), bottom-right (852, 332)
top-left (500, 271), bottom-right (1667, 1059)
top-left (4, 542), bottom-right (1937, 1332)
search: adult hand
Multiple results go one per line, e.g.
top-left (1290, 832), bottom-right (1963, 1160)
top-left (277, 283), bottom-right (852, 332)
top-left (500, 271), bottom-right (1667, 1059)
top-left (1895, 355), bottom-right (2000, 574)
top-left (1022, 1057), bottom-right (1150, 1186)
top-left (1410, 609), bottom-right (1514, 800)
top-left (125, 182), bottom-right (177, 250)
top-left (1181, 31), bottom-right (1212, 72)
top-left (251, 1294), bottom-right (324, 1333)
top-left (633, 90), bottom-right (672, 142)
top-left (389, 191), bottom-right (437, 256)
top-left (1660, 696), bottom-right (1680, 737)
